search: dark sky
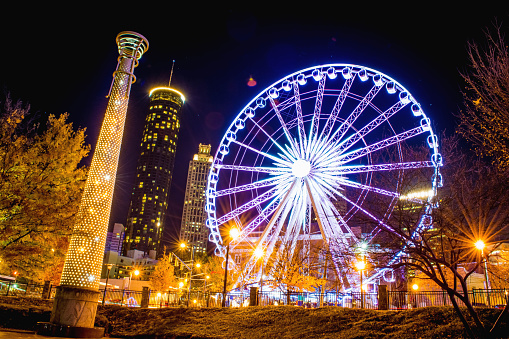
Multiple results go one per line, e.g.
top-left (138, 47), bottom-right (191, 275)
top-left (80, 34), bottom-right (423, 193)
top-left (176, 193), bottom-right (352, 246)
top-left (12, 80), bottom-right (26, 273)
top-left (1, 5), bottom-right (507, 246)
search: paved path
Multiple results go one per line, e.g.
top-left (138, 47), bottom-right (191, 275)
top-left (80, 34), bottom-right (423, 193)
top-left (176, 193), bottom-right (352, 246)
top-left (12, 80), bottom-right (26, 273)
top-left (0, 329), bottom-right (105, 338)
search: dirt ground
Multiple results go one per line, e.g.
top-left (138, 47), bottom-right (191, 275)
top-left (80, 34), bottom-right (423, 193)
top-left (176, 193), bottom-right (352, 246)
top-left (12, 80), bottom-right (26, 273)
top-left (0, 296), bottom-right (507, 338)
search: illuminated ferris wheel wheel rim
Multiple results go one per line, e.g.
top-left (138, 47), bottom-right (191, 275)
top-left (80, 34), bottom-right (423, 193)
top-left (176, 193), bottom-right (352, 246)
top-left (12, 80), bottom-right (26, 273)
top-left (206, 63), bottom-right (442, 284)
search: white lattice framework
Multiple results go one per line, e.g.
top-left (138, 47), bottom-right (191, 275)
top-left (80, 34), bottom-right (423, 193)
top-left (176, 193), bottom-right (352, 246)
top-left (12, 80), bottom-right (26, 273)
top-left (206, 64), bottom-right (442, 290)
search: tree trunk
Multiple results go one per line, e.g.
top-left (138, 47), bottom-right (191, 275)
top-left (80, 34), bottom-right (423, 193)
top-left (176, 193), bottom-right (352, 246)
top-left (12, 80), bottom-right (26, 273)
top-left (490, 298), bottom-right (509, 335)
top-left (446, 289), bottom-right (478, 339)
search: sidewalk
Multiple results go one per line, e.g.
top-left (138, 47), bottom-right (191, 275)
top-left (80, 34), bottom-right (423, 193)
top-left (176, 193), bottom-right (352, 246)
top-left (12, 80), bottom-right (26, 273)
top-left (0, 329), bottom-right (105, 339)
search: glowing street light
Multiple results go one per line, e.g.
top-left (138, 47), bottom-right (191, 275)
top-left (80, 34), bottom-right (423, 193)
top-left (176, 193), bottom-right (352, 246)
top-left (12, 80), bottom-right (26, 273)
top-left (475, 239), bottom-right (491, 291)
top-left (254, 247), bottom-right (265, 299)
top-left (355, 260), bottom-right (366, 309)
top-left (475, 240), bottom-right (485, 251)
top-left (412, 283), bottom-right (419, 291)
top-left (222, 227), bottom-right (241, 307)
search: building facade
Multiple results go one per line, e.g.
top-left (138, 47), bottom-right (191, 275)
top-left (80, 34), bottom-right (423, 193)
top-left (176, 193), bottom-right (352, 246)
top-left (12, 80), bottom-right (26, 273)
top-left (123, 87), bottom-right (185, 258)
top-left (179, 144), bottom-right (213, 254)
top-left (105, 223), bottom-right (125, 255)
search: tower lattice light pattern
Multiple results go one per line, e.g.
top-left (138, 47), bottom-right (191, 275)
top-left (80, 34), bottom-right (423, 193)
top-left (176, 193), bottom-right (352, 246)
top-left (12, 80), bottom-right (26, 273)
top-left (60, 32), bottom-right (149, 290)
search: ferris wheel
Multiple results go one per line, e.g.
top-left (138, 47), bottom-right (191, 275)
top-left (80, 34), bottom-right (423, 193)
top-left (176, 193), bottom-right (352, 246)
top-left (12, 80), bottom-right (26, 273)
top-left (205, 64), bottom-right (442, 289)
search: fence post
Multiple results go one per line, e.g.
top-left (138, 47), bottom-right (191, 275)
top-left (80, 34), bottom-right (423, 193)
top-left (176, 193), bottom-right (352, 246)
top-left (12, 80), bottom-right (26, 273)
top-left (249, 287), bottom-right (258, 306)
top-left (378, 285), bottom-right (388, 310)
top-left (42, 281), bottom-right (52, 299)
top-left (6, 281), bottom-right (11, 296)
top-left (141, 286), bottom-right (150, 308)
top-left (120, 289), bottom-right (125, 306)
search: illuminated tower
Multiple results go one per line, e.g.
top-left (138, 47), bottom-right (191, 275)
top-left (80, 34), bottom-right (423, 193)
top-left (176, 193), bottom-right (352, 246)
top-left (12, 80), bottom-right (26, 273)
top-left (123, 86), bottom-right (185, 258)
top-left (179, 144), bottom-right (213, 253)
top-left (43, 32), bottom-right (148, 336)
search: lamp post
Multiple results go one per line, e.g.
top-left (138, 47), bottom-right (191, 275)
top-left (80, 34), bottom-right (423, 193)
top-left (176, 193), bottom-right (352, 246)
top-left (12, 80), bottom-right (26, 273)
top-left (129, 268), bottom-right (140, 290)
top-left (102, 263), bottom-right (114, 306)
top-left (355, 260), bottom-right (366, 309)
top-left (179, 241), bottom-right (198, 306)
top-left (475, 240), bottom-right (491, 306)
top-left (475, 240), bottom-right (492, 289)
top-left (222, 227), bottom-right (240, 307)
top-left (254, 247), bottom-right (264, 306)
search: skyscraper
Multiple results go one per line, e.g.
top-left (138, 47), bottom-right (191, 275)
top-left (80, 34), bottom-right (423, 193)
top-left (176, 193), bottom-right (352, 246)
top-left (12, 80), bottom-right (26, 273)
top-left (123, 86), bottom-right (185, 258)
top-left (179, 144), bottom-right (213, 254)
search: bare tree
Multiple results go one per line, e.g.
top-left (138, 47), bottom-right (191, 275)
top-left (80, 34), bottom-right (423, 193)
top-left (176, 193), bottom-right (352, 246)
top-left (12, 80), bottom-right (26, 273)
top-left (457, 23), bottom-right (509, 170)
top-left (330, 135), bottom-right (509, 338)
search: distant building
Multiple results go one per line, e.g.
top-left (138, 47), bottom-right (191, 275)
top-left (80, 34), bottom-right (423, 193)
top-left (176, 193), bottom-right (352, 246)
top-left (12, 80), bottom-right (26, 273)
top-left (123, 87), bottom-right (185, 257)
top-left (105, 223), bottom-right (125, 255)
top-left (179, 144), bottom-right (213, 254)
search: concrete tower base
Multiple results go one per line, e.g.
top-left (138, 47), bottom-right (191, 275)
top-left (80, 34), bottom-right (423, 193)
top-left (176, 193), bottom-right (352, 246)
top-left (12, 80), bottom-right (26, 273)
top-left (37, 286), bottom-right (104, 338)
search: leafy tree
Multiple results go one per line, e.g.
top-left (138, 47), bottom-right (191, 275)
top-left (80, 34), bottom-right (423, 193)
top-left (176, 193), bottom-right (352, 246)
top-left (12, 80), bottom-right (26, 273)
top-left (149, 250), bottom-right (178, 292)
top-left (202, 255), bottom-right (231, 292)
top-left (457, 23), bottom-right (509, 170)
top-left (0, 95), bottom-right (89, 281)
top-left (267, 241), bottom-right (324, 304)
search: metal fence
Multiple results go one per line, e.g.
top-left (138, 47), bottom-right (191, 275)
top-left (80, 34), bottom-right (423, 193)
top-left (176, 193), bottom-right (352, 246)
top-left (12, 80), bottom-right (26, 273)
top-left (1, 281), bottom-right (507, 311)
top-left (388, 289), bottom-right (508, 310)
top-left (0, 281), bottom-right (49, 298)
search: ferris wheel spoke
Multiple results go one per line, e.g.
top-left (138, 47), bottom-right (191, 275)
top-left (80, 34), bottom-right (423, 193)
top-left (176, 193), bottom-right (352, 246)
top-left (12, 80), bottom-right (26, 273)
top-left (269, 96), bottom-right (300, 157)
top-left (250, 118), bottom-right (297, 161)
top-left (214, 177), bottom-right (284, 197)
top-left (337, 126), bottom-right (427, 164)
top-left (304, 178), bottom-right (335, 240)
top-left (280, 183), bottom-right (308, 246)
top-left (329, 84), bottom-right (383, 145)
top-left (320, 75), bottom-right (355, 143)
top-left (320, 196), bottom-right (358, 243)
top-left (320, 160), bottom-right (435, 175)
top-left (337, 190), bottom-right (398, 235)
top-left (234, 179), bottom-right (298, 254)
top-left (231, 139), bottom-right (293, 167)
top-left (231, 196), bottom-right (282, 248)
top-left (307, 75), bottom-right (326, 158)
top-left (338, 178), bottom-right (400, 199)
top-left (336, 100), bottom-right (408, 155)
top-left (215, 186), bottom-right (280, 226)
top-left (307, 179), bottom-right (348, 241)
top-left (216, 164), bottom-right (291, 175)
top-left (293, 81), bottom-right (307, 156)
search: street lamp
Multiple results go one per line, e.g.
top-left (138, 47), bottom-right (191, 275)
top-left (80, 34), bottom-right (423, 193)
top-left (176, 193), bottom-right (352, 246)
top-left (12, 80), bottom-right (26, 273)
top-left (222, 227), bottom-right (241, 307)
top-left (254, 247), bottom-right (264, 304)
top-left (128, 268), bottom-right (140, 290)
top-left (475, 240), bottom-right (491, 289)
top-left (180, 241), bottom-right (198, 306)
top-left (102, 263), bottom-right (114, 306)
top-left (475, 239), bottom-right (492, 307)
top-left (355, 260), bottom-right (366, 309)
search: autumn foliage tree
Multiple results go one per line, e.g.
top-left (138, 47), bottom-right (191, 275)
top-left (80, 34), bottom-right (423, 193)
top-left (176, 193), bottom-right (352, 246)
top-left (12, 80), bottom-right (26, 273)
top-left (149, 250), bottom-right (178, 292)
top-left (267, 241), bottom-right (324, 304)
top-left (0, 95), bottom-right (89, 281)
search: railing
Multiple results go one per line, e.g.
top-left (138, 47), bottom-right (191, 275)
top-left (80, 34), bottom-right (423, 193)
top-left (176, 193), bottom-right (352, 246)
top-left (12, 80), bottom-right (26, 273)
top-left (0, 281), bottom-right (48, 298)
top-left (388, 289), bottom-right (509, 310)
top-left (1, 281), bottom-right (507, 311)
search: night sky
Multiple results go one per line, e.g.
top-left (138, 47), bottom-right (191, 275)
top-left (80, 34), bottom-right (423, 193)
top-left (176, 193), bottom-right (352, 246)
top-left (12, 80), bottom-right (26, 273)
top-left (1, 5), bottom-right (507, 249)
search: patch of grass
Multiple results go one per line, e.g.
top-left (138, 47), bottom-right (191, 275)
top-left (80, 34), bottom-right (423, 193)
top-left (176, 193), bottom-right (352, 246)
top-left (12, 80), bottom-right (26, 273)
top-left (0, 296), bottom-right (508, 338)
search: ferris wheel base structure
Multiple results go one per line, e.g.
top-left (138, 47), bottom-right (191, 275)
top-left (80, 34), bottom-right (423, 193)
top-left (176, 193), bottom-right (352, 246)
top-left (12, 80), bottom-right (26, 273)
top-left (206, 63), bottom-right (442, 292)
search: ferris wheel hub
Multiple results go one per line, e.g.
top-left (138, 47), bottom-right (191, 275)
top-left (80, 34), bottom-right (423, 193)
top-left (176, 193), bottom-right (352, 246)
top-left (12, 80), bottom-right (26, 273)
top-left (291, 159), bottom-right (311, 178)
